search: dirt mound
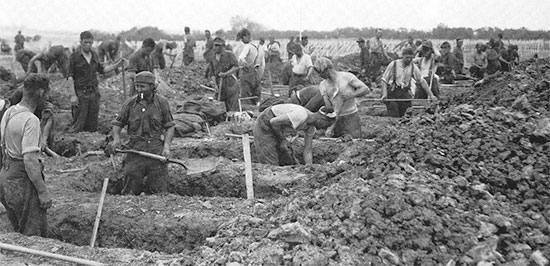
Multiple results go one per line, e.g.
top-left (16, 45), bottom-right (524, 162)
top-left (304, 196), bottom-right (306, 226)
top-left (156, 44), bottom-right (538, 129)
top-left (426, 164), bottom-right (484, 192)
top-left (333, 53), bottom-right (361, 72)
top-left (189, 106), bottom-right (549, 265)
top-left (452, 59), bottom-right (550, 116)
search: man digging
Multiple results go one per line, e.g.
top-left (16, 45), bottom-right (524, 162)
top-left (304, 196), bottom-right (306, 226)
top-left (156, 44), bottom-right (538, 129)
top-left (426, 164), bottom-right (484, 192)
top-left (108, 71), bottom-right (175, 195)
top-left (253, 103), bottom-right (335, 166)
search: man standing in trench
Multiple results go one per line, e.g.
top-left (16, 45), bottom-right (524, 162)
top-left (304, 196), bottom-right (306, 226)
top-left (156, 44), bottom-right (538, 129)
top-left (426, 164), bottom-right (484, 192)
top-left (236, 28), bottom-right (261, 105)
top-left (108, 71), bottom-right (175, 195)
top-left (207, 37), bottom-right (240, 111)
top-left (182, 26), bottom-right (196, 66)
top-left (315, 57), bottom-right (371, 139)
top-left (380, 48), bottom-right (435, 117)
top-left (368, 29), bottom-right (389, 85)
top-left (0, 73), bottom-right (52, 236)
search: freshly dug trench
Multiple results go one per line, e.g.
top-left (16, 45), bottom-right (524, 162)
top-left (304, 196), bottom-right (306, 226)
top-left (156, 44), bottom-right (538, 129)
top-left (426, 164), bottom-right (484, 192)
top-left (72, 157), bottom-right (309, 198)
top-left (50, 132), bottom-right (107, 157)
top-left (172, 136), bottom-right (344, 163)
top-left (44, 192), bottom-right (252, 253)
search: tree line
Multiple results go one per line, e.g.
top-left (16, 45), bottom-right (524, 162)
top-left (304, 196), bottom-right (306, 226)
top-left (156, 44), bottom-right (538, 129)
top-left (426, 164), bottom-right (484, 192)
top-left (89, 24), bottom-right (550, 42)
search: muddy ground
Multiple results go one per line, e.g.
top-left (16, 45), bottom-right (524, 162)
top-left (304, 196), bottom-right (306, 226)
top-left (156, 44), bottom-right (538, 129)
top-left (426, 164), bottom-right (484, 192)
top-left (0, 57), bottom-right (549, 266)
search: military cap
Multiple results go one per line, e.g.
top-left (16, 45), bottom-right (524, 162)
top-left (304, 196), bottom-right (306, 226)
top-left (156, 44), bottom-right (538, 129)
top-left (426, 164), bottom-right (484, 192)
top-left (213, 37), bottom-right (225, 44)
top-left (135, 71), bottom-right (155, 84)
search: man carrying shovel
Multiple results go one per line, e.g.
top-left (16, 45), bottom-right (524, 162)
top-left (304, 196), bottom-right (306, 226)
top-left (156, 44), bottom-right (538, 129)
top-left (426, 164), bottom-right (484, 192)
top-left (107, 71), bottom-right (175, 195)
top-left (207, 37), bottom-right (240, 111)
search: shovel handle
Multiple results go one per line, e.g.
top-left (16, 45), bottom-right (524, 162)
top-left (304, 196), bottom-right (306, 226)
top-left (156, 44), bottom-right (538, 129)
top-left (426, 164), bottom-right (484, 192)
top-left (115, 149), bottom-right (188, 169)
top-left (218, 77), bottom-right (223, 101)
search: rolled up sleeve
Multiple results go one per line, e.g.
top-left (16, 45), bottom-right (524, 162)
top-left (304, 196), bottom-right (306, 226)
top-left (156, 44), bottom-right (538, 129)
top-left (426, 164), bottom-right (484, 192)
top-left (112, 99), bottom-right (131, 128)
top-left (21, 117), bottom-right (41, 155)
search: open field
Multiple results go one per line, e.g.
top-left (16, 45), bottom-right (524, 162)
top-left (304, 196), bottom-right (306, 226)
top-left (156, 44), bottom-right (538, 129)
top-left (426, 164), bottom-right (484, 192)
top-left (1, 28), bottom-right (549, 68)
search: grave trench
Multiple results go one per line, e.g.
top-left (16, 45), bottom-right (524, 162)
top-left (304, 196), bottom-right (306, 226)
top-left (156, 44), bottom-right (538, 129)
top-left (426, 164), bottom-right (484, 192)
top-left (45, 136), bottom-right (343, 253)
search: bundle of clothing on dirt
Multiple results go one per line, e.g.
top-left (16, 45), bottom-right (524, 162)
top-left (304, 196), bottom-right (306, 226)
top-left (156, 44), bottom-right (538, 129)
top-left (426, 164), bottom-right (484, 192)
top-left (173, 100), bottom-right (226, 136)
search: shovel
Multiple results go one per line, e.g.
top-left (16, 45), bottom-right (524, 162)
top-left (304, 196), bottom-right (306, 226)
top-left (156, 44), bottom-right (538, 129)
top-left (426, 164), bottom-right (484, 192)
top-left (115, 149), bottom-right (188, 169)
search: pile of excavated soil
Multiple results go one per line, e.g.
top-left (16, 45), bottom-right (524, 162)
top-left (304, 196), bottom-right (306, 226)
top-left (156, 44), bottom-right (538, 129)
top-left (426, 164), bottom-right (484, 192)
top-left (186, 100), bottom-right (549, 265)
top-left (452, 59), bottom-right (550, 115)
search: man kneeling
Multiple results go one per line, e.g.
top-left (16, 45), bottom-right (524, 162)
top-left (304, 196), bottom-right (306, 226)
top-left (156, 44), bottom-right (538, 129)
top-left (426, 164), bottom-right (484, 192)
top-left (253, 103), bottom-right (335, 166)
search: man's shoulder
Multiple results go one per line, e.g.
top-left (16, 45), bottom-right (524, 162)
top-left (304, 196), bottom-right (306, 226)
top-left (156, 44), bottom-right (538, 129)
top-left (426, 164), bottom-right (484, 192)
top-left (121, 96), bottom-right (139, 107)
top-left (340, 71), bottom-right (358, 80)
top-left (6, 105), bottom-right (39, 123)
top-left (128, 50), bottom-right (142, 61)
top-left (222, 50), bottom-right (236, 57)
top-left (154, 96), bottom-right (172, 110)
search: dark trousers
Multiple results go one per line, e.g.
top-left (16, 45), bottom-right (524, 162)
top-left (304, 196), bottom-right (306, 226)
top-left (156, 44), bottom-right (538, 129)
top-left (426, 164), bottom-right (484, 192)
top-left (415, 77), bottom-right (440, 99)
top-left (333, 112), bottom-right (362, 138)
top-left (71, 88), bottom-right (100, 132)
top-left (153, 51), bottom-right (166, 69)
top-left (288, 73), bottom-right (309, 96)
top-left (182, 52), bottom-right (194, 66)
top-left (239, 68), bottom-right (261, 105)
top-left (0, 158), bottom-right (48, 237)
top-left (385, 86), bottom-right (412, 117)
top-left (122, 139), bottom-right (168, 195)
top-left (470, 66), bottom-right (485, 79)
top-left (368, 53), bottom-right (385, 82)
top-left (253, 108), bottom-right (297, 166)
top-left (281, 63), bottom-right (293, 85)
top-left (217, 77), bottom-right (239, 112)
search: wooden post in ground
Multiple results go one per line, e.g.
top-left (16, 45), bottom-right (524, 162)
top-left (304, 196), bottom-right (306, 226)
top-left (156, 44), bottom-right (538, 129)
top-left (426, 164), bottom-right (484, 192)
top-left (242, 134), bottom-right (254, 200)
top-left (266, 63), bottom-right (274, 95)
top-left (90, 155), bottom-right (114, 248)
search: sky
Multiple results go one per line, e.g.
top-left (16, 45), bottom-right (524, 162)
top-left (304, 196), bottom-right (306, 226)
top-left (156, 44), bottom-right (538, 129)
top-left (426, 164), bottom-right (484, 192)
top-left (1, 0), bottom-right (549, 35)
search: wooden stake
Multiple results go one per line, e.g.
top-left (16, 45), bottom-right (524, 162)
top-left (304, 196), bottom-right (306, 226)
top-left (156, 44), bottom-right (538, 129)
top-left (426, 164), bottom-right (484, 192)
top-left (242, 134), bottom-right (254, 200)
top-left (90, 156), bottom-right (113, 248)
top-left (266, 63), bottom-right (274, 95)
top-left (120, 51), bottom-right (126, 99)
top-left (0, 242), bottom-right (105, 266)
top-left (199, 85), bottom-right (217, 92)
top-left (217, 77), bottom-right (223, 101)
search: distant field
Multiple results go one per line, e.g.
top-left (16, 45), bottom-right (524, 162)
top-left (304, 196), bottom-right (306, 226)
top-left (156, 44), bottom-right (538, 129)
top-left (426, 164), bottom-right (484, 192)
top-left (2, 32), bottom-right (549, 79)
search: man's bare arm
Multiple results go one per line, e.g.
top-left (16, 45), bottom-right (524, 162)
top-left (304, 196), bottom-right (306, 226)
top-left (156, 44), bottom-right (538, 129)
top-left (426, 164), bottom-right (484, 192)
top-left (162, 126), bottom-right (175, 157)
top-left (23, 152), bottom-right (51, 208)
top-left (27, 53), bottom-right (44, 74)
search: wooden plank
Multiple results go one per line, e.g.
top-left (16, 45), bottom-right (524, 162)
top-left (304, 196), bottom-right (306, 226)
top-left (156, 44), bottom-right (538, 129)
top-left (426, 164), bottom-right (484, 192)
top-left (0, 242), bottom-right (105, 266)
top-left (242, 134), bottom-right (254, 200)
top-left (360, 98), bottom-right (437, 103)
top-left (90, 176), bottom-right (109, 248)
